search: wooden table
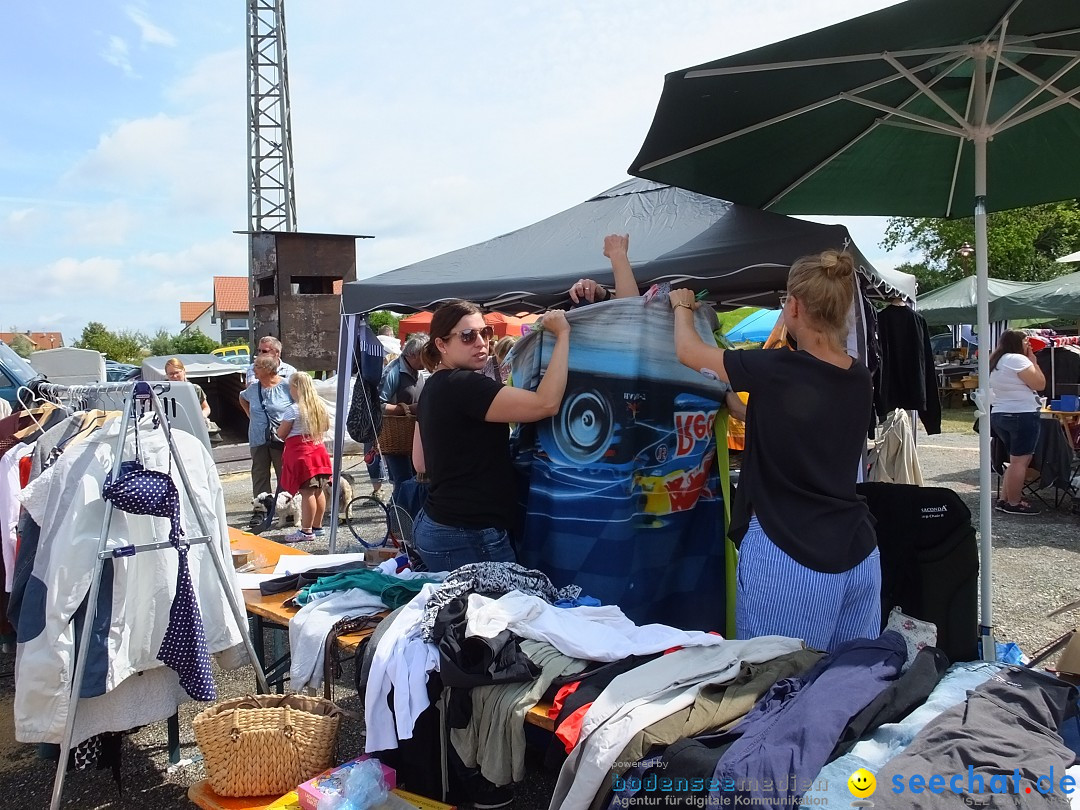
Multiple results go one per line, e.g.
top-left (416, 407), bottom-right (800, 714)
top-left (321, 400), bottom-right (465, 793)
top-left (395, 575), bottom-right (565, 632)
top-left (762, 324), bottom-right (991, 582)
top-left (229, 529), bottom-right (384, 698)
top-left (229, 528), bottom-right (553, 727)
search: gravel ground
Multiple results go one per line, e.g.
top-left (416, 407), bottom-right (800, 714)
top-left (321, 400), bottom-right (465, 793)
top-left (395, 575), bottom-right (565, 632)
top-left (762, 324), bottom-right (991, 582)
top-left (1, 431), bottom-right (1077, 808)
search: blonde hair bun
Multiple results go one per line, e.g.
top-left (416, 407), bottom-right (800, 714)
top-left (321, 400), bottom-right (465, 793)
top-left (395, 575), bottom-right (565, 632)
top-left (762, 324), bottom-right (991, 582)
top-left (819, 250), bottom-right (855, 279)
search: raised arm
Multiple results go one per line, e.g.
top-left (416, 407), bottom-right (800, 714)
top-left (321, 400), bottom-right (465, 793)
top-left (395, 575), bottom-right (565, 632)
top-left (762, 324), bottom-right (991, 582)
top-left (669, 288), bottom-right (731, 384)
top-left (603, 233), bottom-right (639, 299)
top-left (484, 311), bottom-right (571, 423)
top-left (567, 234), bottom-right (641, 303)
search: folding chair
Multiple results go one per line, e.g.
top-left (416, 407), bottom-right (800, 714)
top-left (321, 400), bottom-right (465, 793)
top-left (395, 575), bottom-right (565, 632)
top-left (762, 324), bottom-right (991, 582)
top-left (992, 420), bottom-right (1077, 510)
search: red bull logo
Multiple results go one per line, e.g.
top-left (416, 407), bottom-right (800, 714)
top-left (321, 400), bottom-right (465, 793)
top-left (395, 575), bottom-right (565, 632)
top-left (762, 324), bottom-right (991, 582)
top-left (674, 409), bottom-right (718, 457)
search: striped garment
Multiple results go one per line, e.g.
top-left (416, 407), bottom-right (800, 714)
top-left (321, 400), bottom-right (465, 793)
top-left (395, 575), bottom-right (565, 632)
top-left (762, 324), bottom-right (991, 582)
top-left (735, 515), bottom-right (881, 652)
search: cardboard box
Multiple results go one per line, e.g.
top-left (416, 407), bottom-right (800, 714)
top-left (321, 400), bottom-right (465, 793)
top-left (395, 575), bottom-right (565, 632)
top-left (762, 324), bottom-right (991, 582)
top-left (297, 756), bottom-right (396, 810)
top-left (1057, 632), bottom-right (1080, 676)
top-left (364, 546), bottom-right (401, 567)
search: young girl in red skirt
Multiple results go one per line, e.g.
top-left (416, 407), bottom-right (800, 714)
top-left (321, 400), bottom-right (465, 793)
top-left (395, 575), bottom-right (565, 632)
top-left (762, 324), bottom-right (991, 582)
top-left (276, 372), bottom-right (333, 542)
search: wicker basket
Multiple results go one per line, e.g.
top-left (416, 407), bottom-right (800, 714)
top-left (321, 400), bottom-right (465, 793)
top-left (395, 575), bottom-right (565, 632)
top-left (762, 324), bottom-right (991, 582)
top-left (377, 413), bottom-right (417, 456)
top-left (193, 694), bottom-right (342, 797)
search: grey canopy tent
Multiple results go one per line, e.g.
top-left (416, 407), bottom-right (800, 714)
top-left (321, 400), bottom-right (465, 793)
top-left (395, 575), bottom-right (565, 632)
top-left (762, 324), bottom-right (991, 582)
top-left (326, 179), bottom-right (915, 548)
top-left (340, 178), bottom-right (913, 316)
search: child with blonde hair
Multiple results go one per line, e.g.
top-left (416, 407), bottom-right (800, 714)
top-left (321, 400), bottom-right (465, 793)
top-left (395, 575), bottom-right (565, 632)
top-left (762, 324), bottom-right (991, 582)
top-left (276, 372), bottom-right (333, 542)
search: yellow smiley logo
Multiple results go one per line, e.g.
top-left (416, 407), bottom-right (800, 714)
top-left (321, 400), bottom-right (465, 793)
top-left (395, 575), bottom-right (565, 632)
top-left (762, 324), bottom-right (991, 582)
top-left (848, 768), bottom-right (876, 798)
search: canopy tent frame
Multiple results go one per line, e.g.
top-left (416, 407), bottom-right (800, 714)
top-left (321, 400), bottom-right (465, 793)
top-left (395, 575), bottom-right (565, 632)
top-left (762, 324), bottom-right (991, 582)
top-left (326, 181), bottom-right (915, 549)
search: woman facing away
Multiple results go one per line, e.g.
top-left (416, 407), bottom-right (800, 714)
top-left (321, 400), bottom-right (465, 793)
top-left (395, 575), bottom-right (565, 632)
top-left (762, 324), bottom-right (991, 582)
top-left (669, 251), bottom-right (879, 652)
top-left (277, 371), bottom-right (334, 542)
top-left (988, 330), bottom-right (1046, 516)
top-left (411, 300), bottom-right (571, 572)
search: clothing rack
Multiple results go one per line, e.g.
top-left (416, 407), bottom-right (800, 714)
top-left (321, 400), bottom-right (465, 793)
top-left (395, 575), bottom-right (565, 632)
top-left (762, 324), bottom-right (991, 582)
top-left (31, 381), bottom-right (269, 810)
top-left (33, 379), bottom-right (214, 452)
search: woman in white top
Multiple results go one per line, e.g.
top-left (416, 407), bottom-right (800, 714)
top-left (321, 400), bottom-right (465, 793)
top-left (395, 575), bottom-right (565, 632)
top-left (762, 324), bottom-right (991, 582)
top-left (988, 330), bottom-right (1047, 515)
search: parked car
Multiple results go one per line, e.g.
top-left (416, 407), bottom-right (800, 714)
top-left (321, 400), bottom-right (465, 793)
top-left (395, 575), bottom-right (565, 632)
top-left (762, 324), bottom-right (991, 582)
top-left (104, 360), bottom-right (140, 382)
top-left (929, 333), bottom-right (954, 355)
top-left (0, 341), bottom-right (45, 408)
top-left (212, 345), bottom-right (250, 362)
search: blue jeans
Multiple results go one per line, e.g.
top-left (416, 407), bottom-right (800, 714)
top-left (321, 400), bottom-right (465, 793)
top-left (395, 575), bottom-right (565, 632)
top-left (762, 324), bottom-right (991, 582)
top-left (990, 411), bottom-right (1040, 457)
top-left (384, 454), bottom-right (414, 485)
top-left (413, 510), bottom-right (516, 573)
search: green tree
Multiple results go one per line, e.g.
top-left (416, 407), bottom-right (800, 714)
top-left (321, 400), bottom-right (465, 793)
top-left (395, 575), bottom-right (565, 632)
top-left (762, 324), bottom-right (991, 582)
top-left (367, 311), bottom-right (401, 335)
top-left (882, 201), bottom-right (1080, 295)
top-left (173, 328), bottom-right (220, 355)
top-left (73, 322), bottom-right (146, 363)
top-left (148, 328), bottom-right (176, 357)
top-left (9, 333), bottom-right (34, 358)
top-left (111, 330), bottom-right (148, 364)
top-left (74, 322), bottom-right (118, 357)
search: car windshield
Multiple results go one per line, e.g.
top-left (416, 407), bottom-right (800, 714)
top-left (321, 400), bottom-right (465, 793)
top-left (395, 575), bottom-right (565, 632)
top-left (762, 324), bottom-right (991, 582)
top-left (0, 341), bottom-right (42, 382)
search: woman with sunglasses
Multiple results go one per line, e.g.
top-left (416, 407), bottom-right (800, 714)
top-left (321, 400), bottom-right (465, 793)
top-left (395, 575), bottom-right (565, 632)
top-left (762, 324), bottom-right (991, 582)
top-left (412, 300), bottom-right (570, 572)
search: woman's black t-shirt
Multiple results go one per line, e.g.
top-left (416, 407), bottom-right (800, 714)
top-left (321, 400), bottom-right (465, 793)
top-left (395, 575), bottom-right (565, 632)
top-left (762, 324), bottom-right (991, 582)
top-left (724, 349), bottom-right (876, 573)
top-left (418, 369), bottom-right (518, 530)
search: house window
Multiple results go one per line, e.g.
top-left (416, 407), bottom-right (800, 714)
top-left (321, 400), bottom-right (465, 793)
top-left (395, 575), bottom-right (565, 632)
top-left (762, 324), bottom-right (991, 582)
top-left (225, 318), bottom-right (249, 330)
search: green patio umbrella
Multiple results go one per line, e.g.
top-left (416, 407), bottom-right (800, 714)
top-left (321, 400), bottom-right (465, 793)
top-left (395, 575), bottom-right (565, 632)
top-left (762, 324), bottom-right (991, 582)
top-left (630, 0), bottom-right (1080, 659)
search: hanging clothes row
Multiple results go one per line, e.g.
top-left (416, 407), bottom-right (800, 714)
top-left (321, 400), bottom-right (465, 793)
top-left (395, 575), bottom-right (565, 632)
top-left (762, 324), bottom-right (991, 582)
top-left (1, 391), bottom-right (248, 750)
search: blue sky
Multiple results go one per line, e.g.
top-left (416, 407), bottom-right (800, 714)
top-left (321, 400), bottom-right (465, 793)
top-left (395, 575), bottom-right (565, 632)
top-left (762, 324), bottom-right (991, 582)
top-left (2, 0), bottom-right (913, 341)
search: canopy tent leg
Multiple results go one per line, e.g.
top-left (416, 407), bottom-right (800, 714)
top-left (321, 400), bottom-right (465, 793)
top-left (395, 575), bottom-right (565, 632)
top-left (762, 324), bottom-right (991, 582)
top-left (328, 312), bottom-right (357, 554)
top-left (973, 50), bottom-right (996, 663)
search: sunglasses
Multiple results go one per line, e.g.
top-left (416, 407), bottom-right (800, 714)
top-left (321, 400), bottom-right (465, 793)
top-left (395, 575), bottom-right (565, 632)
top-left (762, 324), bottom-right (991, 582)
top-left (778, 293), bottom-right (790, 307)
top-left (445, 326), bottom-right (495, 345)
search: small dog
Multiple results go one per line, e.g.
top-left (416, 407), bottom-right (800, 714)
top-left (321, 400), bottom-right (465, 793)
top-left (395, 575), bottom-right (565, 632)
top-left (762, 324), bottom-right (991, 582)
top-left (274, 491), bottom-right (301, 528)
top-left (252, 492), bottom-right (275, 517)
top-left (323, 476), bottom-right (354, 518)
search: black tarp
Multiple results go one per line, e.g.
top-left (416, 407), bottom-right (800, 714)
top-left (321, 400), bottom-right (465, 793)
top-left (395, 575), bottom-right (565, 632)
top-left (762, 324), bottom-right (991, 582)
top-left (340, 179), bottom-right (913, 315)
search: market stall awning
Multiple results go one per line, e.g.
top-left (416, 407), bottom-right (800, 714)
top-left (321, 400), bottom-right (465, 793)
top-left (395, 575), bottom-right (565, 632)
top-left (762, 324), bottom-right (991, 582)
top-left (141, 354), bottom-right (245, 380)
top-left (341, 179), bottom-right (914, 316)
top-left (992, 269), bottom-right (1080, 320)
top-left (915, 276), bottom-right (1036, 324)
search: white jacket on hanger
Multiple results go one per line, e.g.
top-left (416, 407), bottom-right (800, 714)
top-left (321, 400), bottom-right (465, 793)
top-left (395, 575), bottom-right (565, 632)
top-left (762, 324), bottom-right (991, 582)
top-left (868, 408), bottom-right (924, 486)
top-left (14, 416), bottom-right (245, 744)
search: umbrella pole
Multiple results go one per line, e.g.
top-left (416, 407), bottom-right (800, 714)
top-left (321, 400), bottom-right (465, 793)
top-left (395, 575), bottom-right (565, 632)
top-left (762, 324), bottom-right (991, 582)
top-left (973, 52), bottom-right (996, 663)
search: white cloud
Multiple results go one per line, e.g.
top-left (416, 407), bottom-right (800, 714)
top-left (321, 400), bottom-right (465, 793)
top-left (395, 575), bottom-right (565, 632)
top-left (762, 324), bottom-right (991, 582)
top-left (7, 0), bottom-right (915, 335)
top-left (126, 6), bottom-right (177, 48)
top-left (44, 256), bottom-right (124, 291)
top-left (64, 200), bottom-right (138, 247)
top-left (101, 35), bottom-right (136, 78)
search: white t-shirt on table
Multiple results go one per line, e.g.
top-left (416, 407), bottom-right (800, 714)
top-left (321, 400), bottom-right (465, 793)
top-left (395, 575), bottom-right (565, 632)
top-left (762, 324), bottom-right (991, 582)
top-left (989, 352), bottom-right (1038, 413)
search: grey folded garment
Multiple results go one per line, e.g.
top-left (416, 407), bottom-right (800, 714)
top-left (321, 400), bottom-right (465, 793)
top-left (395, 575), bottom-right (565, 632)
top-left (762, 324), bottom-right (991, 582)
top-left (259, 560), bottom-right (369, 596)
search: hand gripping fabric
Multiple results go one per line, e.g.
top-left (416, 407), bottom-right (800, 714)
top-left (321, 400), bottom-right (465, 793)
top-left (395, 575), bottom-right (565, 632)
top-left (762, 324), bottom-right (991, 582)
top-left (101, 436), bottom-right (216, 701)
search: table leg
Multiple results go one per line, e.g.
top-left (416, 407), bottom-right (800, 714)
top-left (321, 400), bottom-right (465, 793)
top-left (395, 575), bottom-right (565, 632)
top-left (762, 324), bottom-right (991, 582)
top-left (167, 713), bottom-right (180, 764)
top-left (251, 616), bottom-right (266, 694)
